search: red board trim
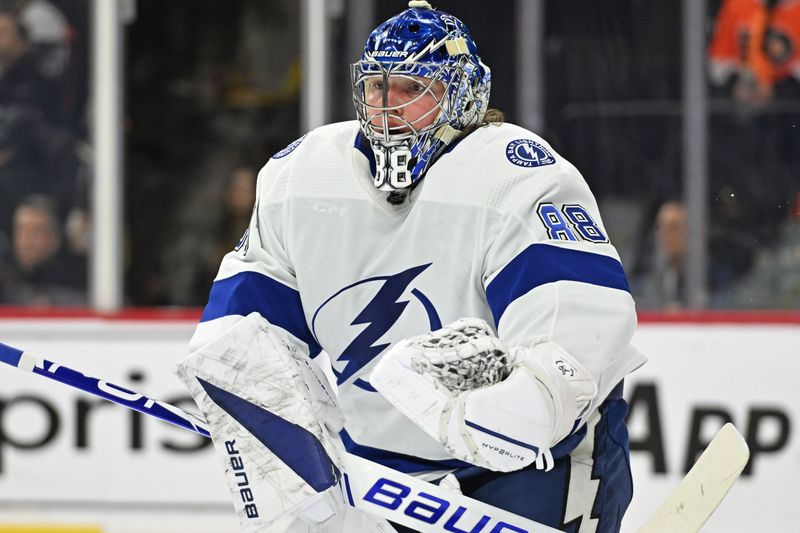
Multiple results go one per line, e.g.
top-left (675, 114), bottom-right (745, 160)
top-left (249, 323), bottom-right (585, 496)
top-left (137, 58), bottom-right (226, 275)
top-left (0, 306), bottom-right (203, 321)
top-left (0, 307), bottom-right (799, 324)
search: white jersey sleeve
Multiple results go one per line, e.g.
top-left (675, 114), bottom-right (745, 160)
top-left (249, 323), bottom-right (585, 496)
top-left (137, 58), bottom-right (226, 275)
top-left (481, 135), bottom-right (645, 427)
top-left (188, 136), bottom-right (322, 358)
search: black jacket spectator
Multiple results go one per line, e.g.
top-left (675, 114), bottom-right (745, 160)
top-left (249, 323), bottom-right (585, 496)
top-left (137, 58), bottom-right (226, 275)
top-left (0, 194), bottom-right (86, 306)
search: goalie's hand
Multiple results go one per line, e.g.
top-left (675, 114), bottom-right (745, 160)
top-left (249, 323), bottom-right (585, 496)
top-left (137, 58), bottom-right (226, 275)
top-left (371, 318), bottom-right (597, 472)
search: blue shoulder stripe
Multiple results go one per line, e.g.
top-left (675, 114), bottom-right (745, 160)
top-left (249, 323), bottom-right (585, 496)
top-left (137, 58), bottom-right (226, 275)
top-left (201, 271), bottom-right (322, 357)
top-left (486, 243), bottom-right (629, 324)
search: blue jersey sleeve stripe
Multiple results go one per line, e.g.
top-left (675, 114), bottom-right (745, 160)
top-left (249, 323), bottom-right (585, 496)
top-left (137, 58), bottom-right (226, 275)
top-left (486, 243), bottom-right (630, 324)
top-left (201, 271), bottom-right (322, 357)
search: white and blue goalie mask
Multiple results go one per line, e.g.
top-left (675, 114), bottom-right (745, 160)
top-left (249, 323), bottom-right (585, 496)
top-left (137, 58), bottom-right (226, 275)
top-left (351, 3), bottom-right (491, 191)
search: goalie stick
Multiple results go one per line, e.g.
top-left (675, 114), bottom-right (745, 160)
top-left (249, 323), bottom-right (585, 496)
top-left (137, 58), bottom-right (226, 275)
top-left (636, 422), bottom-right (749, 533)
top-left (0, 341), bottom-right (748, 533)
top-left (0, 341), bottom-right (559, 533)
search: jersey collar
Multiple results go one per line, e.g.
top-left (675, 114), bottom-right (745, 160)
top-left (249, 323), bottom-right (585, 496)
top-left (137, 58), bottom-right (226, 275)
top-left (354, 131), bottom-right (377, 177)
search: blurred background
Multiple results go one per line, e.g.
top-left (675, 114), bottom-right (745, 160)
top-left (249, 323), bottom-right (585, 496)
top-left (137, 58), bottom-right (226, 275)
top-left (0, 0), bottom-right (797, 532)
top-left (0, 0), bottom-right (798, 311)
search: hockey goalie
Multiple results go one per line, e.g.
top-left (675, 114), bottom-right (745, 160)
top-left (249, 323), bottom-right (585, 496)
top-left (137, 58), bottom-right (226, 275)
top-left (176, 2), bottom-right (646, 532)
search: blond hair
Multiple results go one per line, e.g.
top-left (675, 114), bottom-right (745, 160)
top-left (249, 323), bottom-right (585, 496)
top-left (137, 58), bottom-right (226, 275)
top-left (460, 108), bottom-right (504, 137)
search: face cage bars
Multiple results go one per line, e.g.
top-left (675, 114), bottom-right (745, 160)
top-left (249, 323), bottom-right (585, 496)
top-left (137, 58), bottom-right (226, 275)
top-left (351, 59), bottom-right (465, 145)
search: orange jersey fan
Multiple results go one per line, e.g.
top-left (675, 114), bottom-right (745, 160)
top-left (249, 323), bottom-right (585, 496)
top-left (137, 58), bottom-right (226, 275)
top-left (709, 0), bottom-right (800, 86)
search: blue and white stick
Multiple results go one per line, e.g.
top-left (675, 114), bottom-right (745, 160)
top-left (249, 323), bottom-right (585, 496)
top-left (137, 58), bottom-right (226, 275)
top-left (0, 342), bottom-right (210, 437)
top-left (0, 341), bottom-right (747, 533)
top-left (0, 341), bottom-right (564, 533)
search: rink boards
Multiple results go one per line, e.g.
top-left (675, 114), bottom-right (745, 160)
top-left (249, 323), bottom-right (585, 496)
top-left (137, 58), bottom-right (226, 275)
top-left (0, 314), bottom-right (796, 532)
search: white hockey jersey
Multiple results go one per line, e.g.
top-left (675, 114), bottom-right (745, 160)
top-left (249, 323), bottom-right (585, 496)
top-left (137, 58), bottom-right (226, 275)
top-left (190, 120), bottom-right (646, 475)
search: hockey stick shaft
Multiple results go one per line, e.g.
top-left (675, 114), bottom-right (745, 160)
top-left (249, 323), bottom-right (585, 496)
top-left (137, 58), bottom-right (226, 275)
top-left (0, 341), bottom-right (748, 533)
top-left (0, 342), bottom-right (210, 437)
top-left (0, 341), bottom-right (562, 532)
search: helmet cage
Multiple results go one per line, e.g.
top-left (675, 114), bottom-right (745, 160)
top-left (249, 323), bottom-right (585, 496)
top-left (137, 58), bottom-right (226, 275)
top-left (351, 6), bottom-right (491, 191)
top-left (352, 60), bottom-right (459, 144)
top-left (351, 54), bottom-right (485, 190)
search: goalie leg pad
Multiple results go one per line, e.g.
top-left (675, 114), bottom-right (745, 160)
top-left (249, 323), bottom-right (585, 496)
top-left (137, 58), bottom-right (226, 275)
top-left (175, 312), bottom-right (346, 531)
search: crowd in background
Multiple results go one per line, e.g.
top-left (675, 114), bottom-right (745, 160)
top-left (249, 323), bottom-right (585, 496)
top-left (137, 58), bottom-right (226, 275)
top-left (628, 0), bottom-right (800, 309)
top-left (0, 0), bottom-right (798, 310)
top-left (0, 0), bottom-right (88, 306)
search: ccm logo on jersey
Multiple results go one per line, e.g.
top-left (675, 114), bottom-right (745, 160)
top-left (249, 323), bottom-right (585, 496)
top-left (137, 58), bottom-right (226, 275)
top-left (363, 478), bottom-right (528, 532)
top-left (225, 440), bottom-right (259, 519)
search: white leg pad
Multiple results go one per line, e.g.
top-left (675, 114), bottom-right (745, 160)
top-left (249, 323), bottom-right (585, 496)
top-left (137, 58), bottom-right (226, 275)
top-left (175, 312), bottom-right (346, 531)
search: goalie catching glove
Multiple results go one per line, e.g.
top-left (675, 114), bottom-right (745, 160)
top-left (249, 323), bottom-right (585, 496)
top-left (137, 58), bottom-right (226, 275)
top-left (371, 318), bottom-right (598, 472)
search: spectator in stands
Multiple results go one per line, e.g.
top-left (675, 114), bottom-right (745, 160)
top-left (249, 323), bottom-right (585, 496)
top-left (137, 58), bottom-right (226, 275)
top-left (211, 165), bottom-right (257, 267)
top-left (632, 200), bottom-right (688, 310)
top-left (14, 0), bottom-right (70, 80)
top-left (0, 102), bottom-right (46, 236)
top-left (0, 10), bottom-right (59, 121)
top-left (709, 0), bottom-right (800, 106)
top-left (0, 9), bottom-right (82, 237)
top-left (718, 195), bottom-right (800, 307)
top-left (162, 164), bottom-right (257, 305)
top-left (705, 0), bottom-right (800, 293)
top-left (0, 194), bottom-right (86, 306)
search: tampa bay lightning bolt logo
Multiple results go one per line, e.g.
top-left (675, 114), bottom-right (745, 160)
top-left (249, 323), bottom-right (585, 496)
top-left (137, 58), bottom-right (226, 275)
top-left (272, 134), bottom-right (307, 159)
top-left (506, 139), bottom-right (556, 168)
top-left (311, 264), bottom-right (441, 392)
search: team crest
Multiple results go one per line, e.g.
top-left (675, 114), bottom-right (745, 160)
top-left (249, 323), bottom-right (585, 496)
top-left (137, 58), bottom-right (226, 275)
top-left (272, 134), bottom-right (307, 159)
top-left (506, 139), bottom-right (556, 168)
top-left (311, 264), bottom-right (441, 392)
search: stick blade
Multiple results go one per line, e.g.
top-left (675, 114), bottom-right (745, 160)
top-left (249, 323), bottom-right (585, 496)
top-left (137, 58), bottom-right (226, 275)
top-left (637, 423), bottom-right (749, 533)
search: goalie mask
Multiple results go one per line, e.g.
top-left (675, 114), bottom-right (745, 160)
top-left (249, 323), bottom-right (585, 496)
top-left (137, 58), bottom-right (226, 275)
top-left (351, 1), bottom-right (491, 191)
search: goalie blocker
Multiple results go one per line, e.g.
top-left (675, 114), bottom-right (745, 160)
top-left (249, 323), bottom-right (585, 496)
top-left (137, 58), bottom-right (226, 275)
top-left (372, 318), bottom-right (635, 531)
top-left (371, 318), bottom-right (598, 472)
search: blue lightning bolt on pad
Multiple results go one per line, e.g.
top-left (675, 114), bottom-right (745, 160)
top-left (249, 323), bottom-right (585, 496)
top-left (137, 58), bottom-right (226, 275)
top-left (198, 377), bottom-right (339, 492)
